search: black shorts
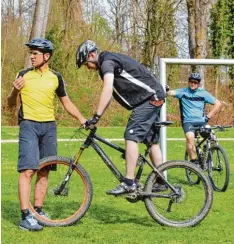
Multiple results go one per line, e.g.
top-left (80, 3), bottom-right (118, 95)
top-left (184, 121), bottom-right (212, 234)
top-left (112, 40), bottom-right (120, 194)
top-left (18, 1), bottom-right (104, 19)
top-left (18, 120), bottom-right (57, 172)
top-left (183, 122), bottom-right (207, 134)
top-left (124, 100), bottom-right (162, 145)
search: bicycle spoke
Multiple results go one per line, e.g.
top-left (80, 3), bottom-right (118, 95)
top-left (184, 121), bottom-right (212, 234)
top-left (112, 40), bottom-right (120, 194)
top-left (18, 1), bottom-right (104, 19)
top-left (208, 146), bottom-right (230, 192)
top-left (144, 161), bottom-right (213, 227)
top-left (184, 151), bottom-right (200, 185)
top-left (29, 157), bottom-right (93, 226)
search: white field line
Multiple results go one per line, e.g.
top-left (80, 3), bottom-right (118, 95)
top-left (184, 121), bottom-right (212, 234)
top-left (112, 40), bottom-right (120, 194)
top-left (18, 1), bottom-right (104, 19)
top-left (1, 138), bottom-right (234, 143)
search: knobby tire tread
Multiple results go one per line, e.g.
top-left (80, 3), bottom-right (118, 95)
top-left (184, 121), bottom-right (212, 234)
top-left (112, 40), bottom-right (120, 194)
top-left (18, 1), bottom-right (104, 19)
top-left (144, 160), bottom-right (213, 228)
top-left (29, 156), bottom-right (93, 227)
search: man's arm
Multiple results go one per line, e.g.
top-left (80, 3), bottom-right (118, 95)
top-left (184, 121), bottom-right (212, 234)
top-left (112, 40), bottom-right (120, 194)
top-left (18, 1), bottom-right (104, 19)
top-left (7, 88), bottom-right (20, 107)
top-left (95, 73), bottom-right (114, 116)
top-left (206, 99), bottom-right (221, 119)
top-left (165, 85), bottom-right (176, 97)
top-left (59, 96), bottom-right (86, 125)
top-left (166, 90), bottom-right (176, 97)
top-left (7, 76), bottom-right (25, 107)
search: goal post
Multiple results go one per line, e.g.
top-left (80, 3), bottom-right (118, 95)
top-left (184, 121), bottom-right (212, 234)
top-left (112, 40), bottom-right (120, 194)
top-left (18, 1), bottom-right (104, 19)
top-left (159, 58), bottom-right (234, 162)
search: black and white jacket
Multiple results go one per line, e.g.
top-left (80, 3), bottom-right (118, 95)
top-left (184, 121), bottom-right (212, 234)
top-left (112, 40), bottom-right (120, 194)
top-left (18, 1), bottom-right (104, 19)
top-left (98, 51), bottom-right (165, 110)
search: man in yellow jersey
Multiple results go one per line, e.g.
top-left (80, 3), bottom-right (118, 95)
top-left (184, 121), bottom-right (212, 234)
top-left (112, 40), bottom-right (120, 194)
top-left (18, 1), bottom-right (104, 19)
top-left (7, 38), bottom-right (86, 231)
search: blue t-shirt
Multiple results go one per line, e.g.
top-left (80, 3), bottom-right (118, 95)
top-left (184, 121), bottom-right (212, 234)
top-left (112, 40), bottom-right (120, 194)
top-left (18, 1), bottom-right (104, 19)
top-left (175, 87), bottom-right (216, 123)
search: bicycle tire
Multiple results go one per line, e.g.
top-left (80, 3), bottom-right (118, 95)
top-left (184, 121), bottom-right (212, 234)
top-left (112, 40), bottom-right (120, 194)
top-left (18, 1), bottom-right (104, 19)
top-left (184, 150), bottom-right (201, 185)
top-left (144, 160), bottom-right (213, 228)
top-left (207, 145), bottom-right (230, 192)
top-left (29, 156), bottom-right (93, 227)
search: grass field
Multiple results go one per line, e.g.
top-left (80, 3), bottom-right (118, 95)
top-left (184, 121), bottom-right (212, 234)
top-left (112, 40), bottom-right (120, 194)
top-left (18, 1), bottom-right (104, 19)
top-left (1, 127), bottom-right (234, 244)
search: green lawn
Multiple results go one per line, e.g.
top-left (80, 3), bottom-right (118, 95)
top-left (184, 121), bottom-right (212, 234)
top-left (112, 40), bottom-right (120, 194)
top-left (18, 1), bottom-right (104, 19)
top-left (1, 127), bottom-right (234, 244)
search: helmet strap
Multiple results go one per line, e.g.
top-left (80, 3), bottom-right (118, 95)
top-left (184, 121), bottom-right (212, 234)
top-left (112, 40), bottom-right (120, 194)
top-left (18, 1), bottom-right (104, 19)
top-left (34, 53), bottom-right (52, 69)
top-left (86, 50), bottom-right (99, 68)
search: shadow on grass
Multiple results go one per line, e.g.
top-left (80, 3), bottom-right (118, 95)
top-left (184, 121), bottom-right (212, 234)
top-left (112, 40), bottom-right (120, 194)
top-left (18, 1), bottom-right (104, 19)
top-left (1, 201), bottom-right (21, 226)
top-left (2, 200), bottom-right (155, 228)
top-left (88, 203), bottom-right (155, 227)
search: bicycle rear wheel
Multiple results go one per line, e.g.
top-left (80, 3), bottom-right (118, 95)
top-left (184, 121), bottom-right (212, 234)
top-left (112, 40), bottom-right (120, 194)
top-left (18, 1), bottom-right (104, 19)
top-left (29, 156), bottom-right (93, 227)
top-left (144, 161), bottom-right (213, 228)
top-left (184, 150), bottom-right (201, 185)
top-left (207, 145), bottom-right (230, 192)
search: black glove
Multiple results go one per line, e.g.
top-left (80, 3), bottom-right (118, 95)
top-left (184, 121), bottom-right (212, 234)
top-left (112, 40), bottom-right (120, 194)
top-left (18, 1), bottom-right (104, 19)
top-left (165, 85), bottom-right (170, 92)
top-left (205, 115), bottom-right (210, 123)
top-left (85, 113), bottom-right (101, 129)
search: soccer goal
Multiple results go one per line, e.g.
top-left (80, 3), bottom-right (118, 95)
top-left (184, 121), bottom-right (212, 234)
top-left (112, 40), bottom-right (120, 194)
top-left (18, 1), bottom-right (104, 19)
top-left (159, 58), bottom-right (234, 162)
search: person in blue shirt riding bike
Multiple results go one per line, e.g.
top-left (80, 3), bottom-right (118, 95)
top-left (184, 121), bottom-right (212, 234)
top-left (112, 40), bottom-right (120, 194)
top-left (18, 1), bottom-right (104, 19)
top-left (166, 73), bottom-right (221, 164)
top-left (76, 40), bottom-right (166, 195)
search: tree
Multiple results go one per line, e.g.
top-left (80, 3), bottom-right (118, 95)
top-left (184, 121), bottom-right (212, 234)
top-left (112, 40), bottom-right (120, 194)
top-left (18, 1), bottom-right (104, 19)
top-left (210, 0), bottom-right (234, 80)
top-left (186, 0), bottom-right (216, 86)
top-left (25, 0), bottom-right (51, 67)
top-left (142, 0), bottom-right (177, 70)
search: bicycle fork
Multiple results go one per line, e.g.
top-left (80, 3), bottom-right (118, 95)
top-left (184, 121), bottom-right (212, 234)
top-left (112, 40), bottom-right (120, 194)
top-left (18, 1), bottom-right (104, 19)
top-left (53, 147), bottom-right (86, 196)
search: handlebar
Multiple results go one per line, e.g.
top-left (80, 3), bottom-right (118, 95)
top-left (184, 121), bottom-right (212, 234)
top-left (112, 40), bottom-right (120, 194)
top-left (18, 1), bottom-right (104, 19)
top-left (189, 125), bottom-right (232, 132)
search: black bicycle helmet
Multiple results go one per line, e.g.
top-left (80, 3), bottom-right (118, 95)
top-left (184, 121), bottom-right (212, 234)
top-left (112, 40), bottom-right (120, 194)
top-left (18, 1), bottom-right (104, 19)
top-left (188, 73), bottom-right (201, 82)
top-left (76, 40), bottom-right (97, 68)
top-left (25, 38), bottom-right (54, 54)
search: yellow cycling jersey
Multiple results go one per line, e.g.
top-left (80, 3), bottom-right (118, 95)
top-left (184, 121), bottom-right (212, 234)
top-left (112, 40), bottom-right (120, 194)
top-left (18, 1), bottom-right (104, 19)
top-left (16, 67), bottom-right (67, 122)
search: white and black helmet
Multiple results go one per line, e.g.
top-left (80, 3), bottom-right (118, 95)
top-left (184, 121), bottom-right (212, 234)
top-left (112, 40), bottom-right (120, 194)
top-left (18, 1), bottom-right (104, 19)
top-left (25, 38), bottom-right (54, 55)
top-left (189, 73), bottom-right (201, 82)
top-left (76, 40), bottom-right (98, 68)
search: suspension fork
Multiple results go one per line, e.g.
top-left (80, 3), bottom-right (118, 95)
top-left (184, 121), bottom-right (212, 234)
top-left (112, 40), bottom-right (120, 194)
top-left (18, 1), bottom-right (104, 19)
top-left (53, 145), bottom-right (87, 196)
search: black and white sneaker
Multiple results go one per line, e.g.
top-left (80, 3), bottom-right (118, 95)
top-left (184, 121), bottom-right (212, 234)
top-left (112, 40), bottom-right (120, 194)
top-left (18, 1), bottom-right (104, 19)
top-left (19, 214), bottom-right (43, 231)
top-left (106, 182), bottom-right (136, 195)
top-left (37, 210), bottom-right (50, 219)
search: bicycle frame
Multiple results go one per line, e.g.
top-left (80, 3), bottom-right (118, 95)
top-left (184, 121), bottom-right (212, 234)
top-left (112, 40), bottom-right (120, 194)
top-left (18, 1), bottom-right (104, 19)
top-left (71, 127), bottom-right (178, 195)
top-left (193, 125), bottom-right (232, 168)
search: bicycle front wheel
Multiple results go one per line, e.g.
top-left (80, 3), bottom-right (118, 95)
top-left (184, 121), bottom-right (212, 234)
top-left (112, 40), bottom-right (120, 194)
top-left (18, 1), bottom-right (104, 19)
top-left (208, 145), bottom-right (230, 192)
top-left (144, 161), bottom-right (213, 228)
top-left (184, 150), bottom-right (200, 185)
top-left (29, 156), bottom-right (93, 227)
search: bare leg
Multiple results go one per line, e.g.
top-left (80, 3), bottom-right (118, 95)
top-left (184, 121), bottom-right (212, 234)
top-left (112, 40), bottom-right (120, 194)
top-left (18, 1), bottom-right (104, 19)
top-left (149, 144), bottom-right (163, 167)
top-left (185, 132), bottom-right (197, 160)
top-left (34, 169), bottom-right (49, 207)
top-left (125, 140), bottom-right (139, 179)
top-left (18, 170), bottom-right (35, 209)
top-left (149, 144), bottom-right (166, 185)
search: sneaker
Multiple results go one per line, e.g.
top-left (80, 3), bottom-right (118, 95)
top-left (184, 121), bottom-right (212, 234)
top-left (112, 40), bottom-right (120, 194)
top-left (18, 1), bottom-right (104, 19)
top-left (19, 214), bottom-right (43, 231)
top-left (37, 210), bottom-right (50, 219)
top-left (106, 182), bottom-right (136, 195)
top-left (152, 183), bottom-right (168, 192)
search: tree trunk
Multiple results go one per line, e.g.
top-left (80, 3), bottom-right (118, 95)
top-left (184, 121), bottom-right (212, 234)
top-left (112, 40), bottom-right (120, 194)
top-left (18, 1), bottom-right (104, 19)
top-left (24, 0), bottom-right (51, 68)
top-left (187, 0), bottom-right (216, 88)
top-left (41, 0), bottom-right (50, 37)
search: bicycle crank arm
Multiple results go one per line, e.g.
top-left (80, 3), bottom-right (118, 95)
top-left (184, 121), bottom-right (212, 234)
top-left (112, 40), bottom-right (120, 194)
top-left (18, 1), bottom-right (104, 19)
top-left (140, 192), bottom-right (172, 198)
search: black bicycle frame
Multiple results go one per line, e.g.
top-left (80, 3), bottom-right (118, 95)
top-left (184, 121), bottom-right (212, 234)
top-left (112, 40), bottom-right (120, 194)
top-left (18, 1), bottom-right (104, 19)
top-left (81, 127), bottom-right (172, 189)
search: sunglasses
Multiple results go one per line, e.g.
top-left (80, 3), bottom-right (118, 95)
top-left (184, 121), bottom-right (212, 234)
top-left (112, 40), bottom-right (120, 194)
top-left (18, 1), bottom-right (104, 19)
top-left (28, 51), bottom-right (44, 56)
top-left (189, 80), bottom-right (199, 84)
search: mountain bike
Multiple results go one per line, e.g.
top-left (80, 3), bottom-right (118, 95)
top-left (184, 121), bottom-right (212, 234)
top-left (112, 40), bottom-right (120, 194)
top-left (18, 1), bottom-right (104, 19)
top-left (185, 125), bottom-right (231, 192)
top-left (29, 121), bottom-right (213, 228)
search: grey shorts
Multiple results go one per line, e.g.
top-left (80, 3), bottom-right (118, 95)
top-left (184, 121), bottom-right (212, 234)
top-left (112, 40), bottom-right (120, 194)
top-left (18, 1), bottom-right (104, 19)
top-left (18, 120), bottom-right (57, 172)
top-left (183, 122), bottom-right (207, 134)
top-left (124, 100), bottom-right (162, 145)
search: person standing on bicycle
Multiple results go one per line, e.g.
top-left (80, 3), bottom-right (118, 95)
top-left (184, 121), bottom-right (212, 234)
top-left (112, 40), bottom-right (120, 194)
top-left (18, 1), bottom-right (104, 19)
top-left (76, 40), bottom-right (166, 195)
top-left (166, 73), bottom-right (221, 164)
top-left (7, 38), bottom-right (86, 231)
